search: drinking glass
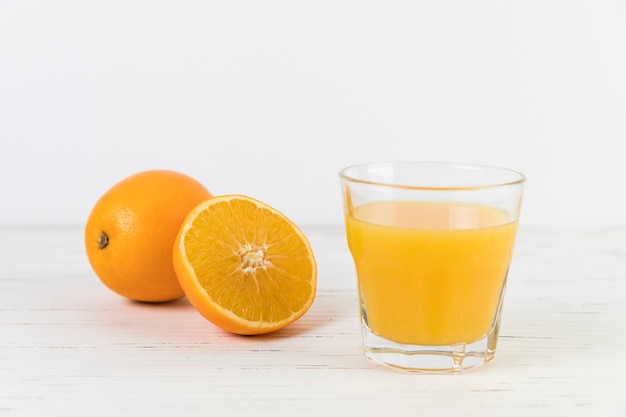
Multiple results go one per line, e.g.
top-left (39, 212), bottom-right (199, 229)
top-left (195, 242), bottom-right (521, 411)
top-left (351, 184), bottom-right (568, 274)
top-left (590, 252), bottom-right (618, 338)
top-left (339, 162), bottom-right (525, 373)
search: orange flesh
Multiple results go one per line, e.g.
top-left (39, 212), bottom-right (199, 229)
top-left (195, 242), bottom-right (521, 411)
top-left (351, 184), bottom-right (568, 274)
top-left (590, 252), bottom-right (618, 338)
top-left (173, 195), bottom-right (317, 335)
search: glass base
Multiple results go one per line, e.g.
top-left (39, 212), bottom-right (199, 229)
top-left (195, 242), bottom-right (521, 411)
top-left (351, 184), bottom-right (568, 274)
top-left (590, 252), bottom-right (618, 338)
top-left (362, 325), bottom-right (499, 373)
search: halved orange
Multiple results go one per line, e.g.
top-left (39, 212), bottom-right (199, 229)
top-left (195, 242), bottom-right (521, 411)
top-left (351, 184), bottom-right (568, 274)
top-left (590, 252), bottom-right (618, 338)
top-left (173, 195), bottom-right (317, 335)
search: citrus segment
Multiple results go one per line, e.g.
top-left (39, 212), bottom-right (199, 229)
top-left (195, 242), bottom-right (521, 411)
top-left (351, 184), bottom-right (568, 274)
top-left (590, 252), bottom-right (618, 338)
top-left (173, 195), bottom-right (317, 335)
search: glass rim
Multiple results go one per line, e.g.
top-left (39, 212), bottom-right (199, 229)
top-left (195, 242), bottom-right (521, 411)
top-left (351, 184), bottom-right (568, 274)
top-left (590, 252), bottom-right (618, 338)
top-left (338, 161), bottom-right (526, 191)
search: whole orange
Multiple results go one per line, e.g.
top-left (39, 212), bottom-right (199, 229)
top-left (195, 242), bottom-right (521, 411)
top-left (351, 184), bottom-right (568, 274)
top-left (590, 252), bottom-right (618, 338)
top-left (84, 170), bottom-right (212, 302)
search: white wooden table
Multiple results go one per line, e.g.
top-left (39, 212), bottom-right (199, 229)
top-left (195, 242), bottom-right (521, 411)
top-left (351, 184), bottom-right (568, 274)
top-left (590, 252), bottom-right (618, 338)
top-left (1, 226), bottom-right (625, 416)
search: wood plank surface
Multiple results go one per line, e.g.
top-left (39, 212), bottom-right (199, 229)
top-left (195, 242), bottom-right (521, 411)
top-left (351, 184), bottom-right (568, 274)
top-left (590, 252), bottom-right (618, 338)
top-left (1, 226), bottom-right (625, 416)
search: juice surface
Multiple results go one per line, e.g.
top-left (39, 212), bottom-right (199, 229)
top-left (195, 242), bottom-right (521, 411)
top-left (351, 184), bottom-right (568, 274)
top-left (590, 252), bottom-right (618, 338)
top-left (346, 200), bottom-right (518, 346)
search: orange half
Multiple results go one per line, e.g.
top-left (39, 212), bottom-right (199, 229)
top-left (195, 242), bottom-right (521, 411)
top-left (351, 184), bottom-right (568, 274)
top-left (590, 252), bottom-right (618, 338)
top-left (173, 195), bottom-right (317, 335)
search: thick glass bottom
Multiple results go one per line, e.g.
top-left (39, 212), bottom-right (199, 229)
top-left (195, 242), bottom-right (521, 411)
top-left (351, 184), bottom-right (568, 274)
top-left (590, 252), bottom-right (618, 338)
top-left (361, 324), bottom-right (499, 373)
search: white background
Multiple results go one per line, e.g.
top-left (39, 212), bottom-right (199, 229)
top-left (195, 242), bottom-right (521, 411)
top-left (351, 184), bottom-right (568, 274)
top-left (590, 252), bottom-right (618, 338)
top-left (1, 0), bottom-right (625, 229)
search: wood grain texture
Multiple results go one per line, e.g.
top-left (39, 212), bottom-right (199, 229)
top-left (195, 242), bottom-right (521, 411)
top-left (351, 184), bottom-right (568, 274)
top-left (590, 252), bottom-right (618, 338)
top-left (1, 226), bottom-right (625, 416)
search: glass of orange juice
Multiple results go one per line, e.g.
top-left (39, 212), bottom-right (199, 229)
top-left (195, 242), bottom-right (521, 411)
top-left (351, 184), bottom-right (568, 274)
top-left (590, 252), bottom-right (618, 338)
top-left (339, 162), bottom-right (525, 373)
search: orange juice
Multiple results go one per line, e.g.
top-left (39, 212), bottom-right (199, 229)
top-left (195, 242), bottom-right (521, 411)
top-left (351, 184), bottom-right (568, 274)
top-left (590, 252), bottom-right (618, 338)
top-left (346, 200), bottom-right (518, 346)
